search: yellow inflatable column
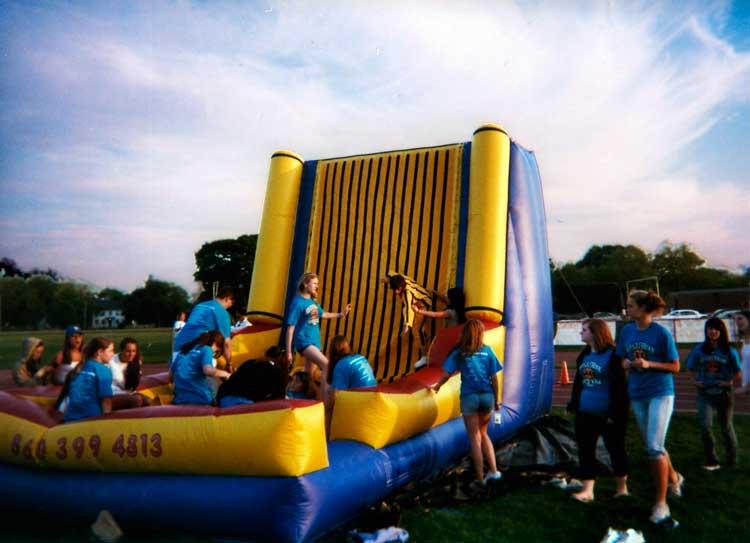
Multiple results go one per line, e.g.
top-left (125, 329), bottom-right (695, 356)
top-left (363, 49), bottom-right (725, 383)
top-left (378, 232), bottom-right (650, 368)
top-left (464, 124), bottom-right (510, 324)
top-left (247, 151), bottom-right (304, 324)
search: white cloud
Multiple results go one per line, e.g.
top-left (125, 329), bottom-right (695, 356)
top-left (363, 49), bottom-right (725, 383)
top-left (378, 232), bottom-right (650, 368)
top-left (1, 0), bottom-right (749, 292)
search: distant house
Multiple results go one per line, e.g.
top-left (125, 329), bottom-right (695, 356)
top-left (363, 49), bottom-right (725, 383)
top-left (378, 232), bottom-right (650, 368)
top-left (92, 306), bottom-right (125, 329)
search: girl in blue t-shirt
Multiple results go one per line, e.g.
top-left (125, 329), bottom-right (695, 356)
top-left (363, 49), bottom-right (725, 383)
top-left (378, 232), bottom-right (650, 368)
top-left (63, 337), bottom-right (115, 423)
top-left (567, 319), bottom-right (629, 502)
top-left (616, 290), bottom-right (682, 525)
top-left (172, 331), bottom-right (231, 406)
top-left (284, 273), bottom-right (352, 396)
top-left (433, 319), bottom-right (503, 486)
top-left (686, 317), bottom-right (741, 469)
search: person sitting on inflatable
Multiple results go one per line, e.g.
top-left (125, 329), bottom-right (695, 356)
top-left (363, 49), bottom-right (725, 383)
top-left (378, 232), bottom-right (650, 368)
top-left (172, 331), bottom-right (231, 406)
top-left (63, 337), bottom-right (115, 423)
top-left (52, 325), bottom-right (84, 385)
top-left (108, 337), bottom-right (152, 410)
top-left (287, 370), bottom-right (314, 400)
top-left (12, 337), bottom-right (48, 386)
top-left (216, 346), bottom-right (287, 408)
top-left (433, 319), bottom-right (503, 486)
top-left (325, 335), bottom-right (376, 433)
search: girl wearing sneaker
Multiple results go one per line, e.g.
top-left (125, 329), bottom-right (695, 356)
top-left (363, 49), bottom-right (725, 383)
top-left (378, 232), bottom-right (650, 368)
top-left (687, 318), bottom-right (741, 470)
top-left (433, 319), bottom-right (503, 485)
top-left (568, 318), bottom-right (629, 502)
top-left (617, 290), bottom-right (683, 524)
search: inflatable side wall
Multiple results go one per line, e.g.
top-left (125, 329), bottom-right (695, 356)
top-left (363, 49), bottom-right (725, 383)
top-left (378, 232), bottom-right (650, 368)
top-left (0, 128), bottom-right (553, 542)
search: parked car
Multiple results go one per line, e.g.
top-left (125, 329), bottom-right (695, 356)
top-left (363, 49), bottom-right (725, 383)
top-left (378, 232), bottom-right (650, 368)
top-left (661, 309), bottom-right (706, 319)
top-left (710, 308), bottom-right (740, 319)
top-left (593, 312), bottom-right (621, 320)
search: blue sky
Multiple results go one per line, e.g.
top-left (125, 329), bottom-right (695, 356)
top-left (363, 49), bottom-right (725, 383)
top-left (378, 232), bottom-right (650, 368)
top-left (1, 1), bottom-right (749, 294)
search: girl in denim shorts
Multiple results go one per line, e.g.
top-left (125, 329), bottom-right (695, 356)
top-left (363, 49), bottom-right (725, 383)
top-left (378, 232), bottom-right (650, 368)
top-left (433, 319), bottom-right (503, 485)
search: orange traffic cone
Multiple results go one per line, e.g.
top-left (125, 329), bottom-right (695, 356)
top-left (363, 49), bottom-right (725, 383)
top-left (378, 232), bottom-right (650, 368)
top-left (558, 360), bottom-right (571, 385)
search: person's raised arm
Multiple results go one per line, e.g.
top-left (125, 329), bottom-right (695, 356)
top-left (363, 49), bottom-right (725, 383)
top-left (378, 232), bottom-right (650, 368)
top-left (323, 304), bottom-right (352, 319)
top-left (413, 304), bottom-right (451, 320)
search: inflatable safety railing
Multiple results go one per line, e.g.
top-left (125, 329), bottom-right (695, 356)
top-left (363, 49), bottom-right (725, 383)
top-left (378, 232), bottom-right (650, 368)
top-left (0, 124), bottom-right (554, 543)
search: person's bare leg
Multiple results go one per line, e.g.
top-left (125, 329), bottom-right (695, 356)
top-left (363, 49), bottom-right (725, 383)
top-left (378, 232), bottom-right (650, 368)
top-left (572, 480), bottom-right (595, 501)
top-left (479, 413), bottom-right (497, 474)
top-left (615, 475), bottom-right (629, 496)
top-left (651, 455), bottom-right (669, 508)
top-left (463, 414), bottom-right (484, 481)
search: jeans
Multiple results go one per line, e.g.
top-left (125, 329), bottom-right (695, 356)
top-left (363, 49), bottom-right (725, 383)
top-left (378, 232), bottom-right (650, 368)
top-left (631, 395), bottom-right (674, 459)
top-left (697, 389), bottom-right (737, 466)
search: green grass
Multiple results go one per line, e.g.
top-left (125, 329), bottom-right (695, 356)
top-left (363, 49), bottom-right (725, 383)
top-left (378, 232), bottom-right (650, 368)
top-left (338, 408), bottom-right (749, 543)
top-left (0, 328), bottom-right (174, 370)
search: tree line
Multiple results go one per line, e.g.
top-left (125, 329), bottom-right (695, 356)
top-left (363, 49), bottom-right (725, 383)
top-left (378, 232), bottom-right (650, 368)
top-left (552, 242), bottom-right (749, 315)
top-left (2, 237), bottom-right (746, 329)
top-left (0, 235), bottom-right (256, 330)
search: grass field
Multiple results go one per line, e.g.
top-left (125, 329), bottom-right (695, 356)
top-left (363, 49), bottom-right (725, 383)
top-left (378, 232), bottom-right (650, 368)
top-left (0, 328), bottom-right (174, 370)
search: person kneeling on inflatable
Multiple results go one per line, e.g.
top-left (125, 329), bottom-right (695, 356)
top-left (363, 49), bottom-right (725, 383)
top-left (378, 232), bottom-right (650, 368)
top-left (172, 331), bottom-right (231, 406)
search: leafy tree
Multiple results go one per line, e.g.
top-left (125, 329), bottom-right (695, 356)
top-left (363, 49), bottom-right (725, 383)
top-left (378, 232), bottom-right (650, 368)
top-left (193, 235), bottom-right (257, 307)
top-left (47, 282), bottom-right (96, 328)
top-left (124, 276), bottom-right (190, 327)
top-left (0, 257), bottom-right (27, 278)
top-left (651, 242), bottom-right (705, 292)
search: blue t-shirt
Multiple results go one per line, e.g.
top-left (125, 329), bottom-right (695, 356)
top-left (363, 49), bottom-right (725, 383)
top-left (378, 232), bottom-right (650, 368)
top-left (578, 349), bottom-right (613, 417)
top-left (331, 354), bottom-right (377, 390)
top-left (286, 295), bottom-right (325, 351)
top-left (64, 360), bottom-right (113, 422)
top-left (442, 345), bottom-right (503, 396)
top-left (172, 345), bottom-right (215, 406)
top-left (218, 395), bottom-right (254, 408)
top-left (687, 344), bottom-right (740, 389)
top-left (616, 322), bottom-right (679, 400)
top-left (173, 300), bottom-right (232, 351)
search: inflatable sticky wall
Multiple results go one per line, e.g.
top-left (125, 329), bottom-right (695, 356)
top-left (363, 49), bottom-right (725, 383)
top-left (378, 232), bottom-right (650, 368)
top-left (0, 124), bottom-right (554, 542)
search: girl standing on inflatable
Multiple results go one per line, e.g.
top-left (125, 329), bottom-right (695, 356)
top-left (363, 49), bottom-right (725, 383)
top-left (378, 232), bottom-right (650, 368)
top-left (617, 290), bottom-right (682, 525)
top-left (734, 310), bottom-right (750, 394)
top-left (433, 319), bottom-right (503, 486)
top-left (686, 317), bottom-right (741, 470)
top-left (567, 318), bottom-right (629, 502)
top-left (284, 273), bottom-right (351, 393)
top-left (63, 337), bottom-right (115, 423)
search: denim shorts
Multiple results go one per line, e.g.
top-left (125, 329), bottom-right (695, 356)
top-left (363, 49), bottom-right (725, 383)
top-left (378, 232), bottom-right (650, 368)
top-left (631, 395), bottom-right (674, 459)
top-left (460, 392), bottom-right (495, 415)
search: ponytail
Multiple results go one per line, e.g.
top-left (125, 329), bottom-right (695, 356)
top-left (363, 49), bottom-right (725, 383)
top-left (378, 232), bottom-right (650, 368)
top-left (628, 290), bottom-right (665, 314)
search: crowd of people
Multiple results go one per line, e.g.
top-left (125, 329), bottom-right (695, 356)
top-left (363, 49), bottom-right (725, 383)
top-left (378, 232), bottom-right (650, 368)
top-left (566, 291), bottom-right (749, 526)
top-left (10, 276), bottom-right (750, 528)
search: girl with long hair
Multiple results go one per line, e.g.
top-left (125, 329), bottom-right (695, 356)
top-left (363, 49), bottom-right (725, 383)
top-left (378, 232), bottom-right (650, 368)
top-left (617, 290), bottom-right (682, 525)
top-left (567, 319), bottom-right (629, 502)
top-left (413, 287), bottom-right (466, 326)
top-left (52, 325), bottom-right (84, 385)
top-left (284, 273), bottom-right (351, 395)
top-left (63, 337), bottom-right (114, 423)
top-left (109, 337), bottom-right (152, 410)
top-left (172, 331), bottom-right (231, 405)
top-left (686, 317), bottom-right (741, 469)
top-left (433, 319), bottom-right (503, 486)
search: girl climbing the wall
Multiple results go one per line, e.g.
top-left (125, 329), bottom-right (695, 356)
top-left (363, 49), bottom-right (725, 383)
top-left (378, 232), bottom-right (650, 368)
top-left (433, 319), bottom-right (503, 487)
top-left (285, 272), bottom-right (352, 398)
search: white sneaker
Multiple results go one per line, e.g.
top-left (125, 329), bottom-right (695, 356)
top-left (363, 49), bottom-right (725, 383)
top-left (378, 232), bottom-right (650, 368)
top-left (483, 471), bottom-right (502, 484)
top-left (414, 356), bottom-right (428, 369)
top-left (649, 503), bottom-right (670, 524)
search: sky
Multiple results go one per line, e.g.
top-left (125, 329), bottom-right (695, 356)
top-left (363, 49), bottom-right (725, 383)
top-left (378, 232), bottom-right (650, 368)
top-left (1, 0), bottom-right (749, 295)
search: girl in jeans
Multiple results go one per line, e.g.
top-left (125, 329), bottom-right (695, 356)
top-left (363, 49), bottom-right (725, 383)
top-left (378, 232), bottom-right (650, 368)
top-left (568, 319), bottom-right (629, 502)
top-left (686, 317), bottom-right (741, 470)
top-left (616, 290), bottom-right (682, 524)
top-left (433, 319), bottom-right (503, 485)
